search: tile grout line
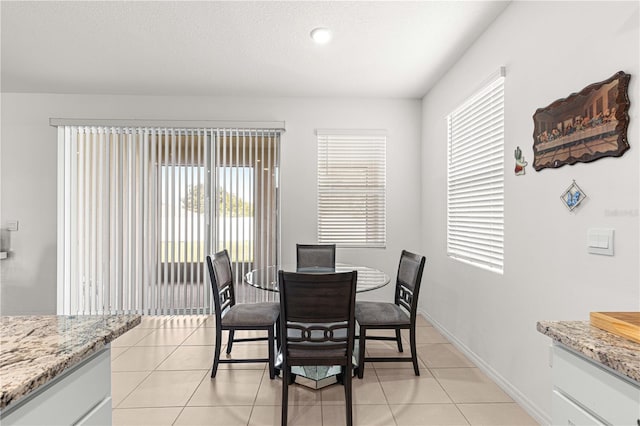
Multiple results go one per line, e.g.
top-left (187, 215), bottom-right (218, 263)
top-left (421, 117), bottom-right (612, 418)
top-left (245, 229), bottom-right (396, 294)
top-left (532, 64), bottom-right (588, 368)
top-left (113, 318), bottom-right (189, 421)
top-left (170, 321), bottom-right (208, 426)
top-left (371, 364), bottom-right (399, 426)
top-left (112, 315), bottom-right (535, 425)
top-left (113, 322), bottom-right (167, 410)
top-left (247, 367), bottom-right (268, 425)
top-left (420, 325), bottom-right (473, 426)
top-left (112, 369), bottom-right (154, 410)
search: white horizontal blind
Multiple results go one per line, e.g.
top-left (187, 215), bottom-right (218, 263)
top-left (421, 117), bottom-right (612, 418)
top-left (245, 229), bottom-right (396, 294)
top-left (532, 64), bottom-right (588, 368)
top-left (317, 131), bottom-right (386, 247)
top-left (57, 126), bottom-right (281, 315)
top-left (447, 72), bottom-right (505, 273)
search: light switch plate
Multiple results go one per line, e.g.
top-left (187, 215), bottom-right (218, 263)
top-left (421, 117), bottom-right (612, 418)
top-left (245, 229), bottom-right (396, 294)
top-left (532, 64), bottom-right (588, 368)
top-left (6, 220), bottom-right (18, 231)
top-left (587, 228), bottom-right (614, 256)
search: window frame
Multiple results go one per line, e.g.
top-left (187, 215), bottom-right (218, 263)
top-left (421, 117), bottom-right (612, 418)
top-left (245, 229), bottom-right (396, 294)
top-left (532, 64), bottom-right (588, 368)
top-left (446, 68), bottom-right (505, 274)
top-left (316, 129), bottom-right (387, 248)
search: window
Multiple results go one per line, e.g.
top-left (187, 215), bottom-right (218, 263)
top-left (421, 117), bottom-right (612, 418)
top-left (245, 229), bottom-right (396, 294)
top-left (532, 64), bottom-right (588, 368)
top-left (447, 68), bottom-right (505, 273)
top-left (317, 130), bottom-right (386, 247)
top-left (56, 125), bottom-right (281, 315)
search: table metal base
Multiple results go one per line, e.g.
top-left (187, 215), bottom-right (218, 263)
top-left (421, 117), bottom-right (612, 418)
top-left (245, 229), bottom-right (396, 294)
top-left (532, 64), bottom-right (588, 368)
top-left (277, 342), bottom-right (359, 390)
top-left (291, 366), bottom-right (344, 389)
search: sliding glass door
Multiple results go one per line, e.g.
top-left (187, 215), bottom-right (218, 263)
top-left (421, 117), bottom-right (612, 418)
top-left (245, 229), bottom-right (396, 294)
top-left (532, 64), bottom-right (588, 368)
top-left (56, 126), bottom-right (280, 315)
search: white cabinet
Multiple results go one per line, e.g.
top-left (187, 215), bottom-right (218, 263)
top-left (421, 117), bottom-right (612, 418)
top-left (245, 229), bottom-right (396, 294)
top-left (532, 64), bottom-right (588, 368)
top-left (1, 347), bottom-right (111, 426)
top-left (551, 344), bottom-right (640, 426)
top-left (552, 390), bottom-right (603, 426)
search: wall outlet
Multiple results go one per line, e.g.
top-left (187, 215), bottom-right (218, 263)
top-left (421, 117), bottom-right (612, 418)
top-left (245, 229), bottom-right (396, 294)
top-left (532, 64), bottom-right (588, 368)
top-left (7, 220), bottom-right (18, 231)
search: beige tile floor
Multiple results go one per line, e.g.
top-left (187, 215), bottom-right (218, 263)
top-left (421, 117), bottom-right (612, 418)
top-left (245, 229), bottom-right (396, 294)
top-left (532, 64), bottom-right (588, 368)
top-left (111, 315), bottom-right (538, 426)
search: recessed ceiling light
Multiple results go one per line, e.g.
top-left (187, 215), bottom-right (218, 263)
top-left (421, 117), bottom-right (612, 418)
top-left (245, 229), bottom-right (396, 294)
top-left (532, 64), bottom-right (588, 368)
top-left (310, 27), bottom-right (332, 44)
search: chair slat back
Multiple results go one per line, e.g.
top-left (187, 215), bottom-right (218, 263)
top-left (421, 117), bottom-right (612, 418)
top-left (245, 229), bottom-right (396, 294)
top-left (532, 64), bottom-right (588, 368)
top-left (397, 285), bottom-right (414, 313)
top-left (279, 271), bottom-right (357, 361)
top-left (394, 250), bottom-right (426, 317)
top-left (206, 250), bottom-right (236, 321)
top-left (296, 244), bottom-right (336, 269)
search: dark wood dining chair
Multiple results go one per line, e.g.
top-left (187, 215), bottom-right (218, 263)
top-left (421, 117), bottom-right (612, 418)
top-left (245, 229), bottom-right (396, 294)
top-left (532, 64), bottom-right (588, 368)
top-left (355, 250), bottom-right (426, 378)
top-left (296, 243), bottom-right (336, 269)
top-left (278, 270), bottom-right (357, 426)
top-left (206, 249), bottom-right (280, 379)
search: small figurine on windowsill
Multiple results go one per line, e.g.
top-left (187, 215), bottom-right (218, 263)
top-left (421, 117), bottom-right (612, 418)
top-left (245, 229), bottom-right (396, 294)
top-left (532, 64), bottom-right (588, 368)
top-left (514, 146), bottom-right (527, 176)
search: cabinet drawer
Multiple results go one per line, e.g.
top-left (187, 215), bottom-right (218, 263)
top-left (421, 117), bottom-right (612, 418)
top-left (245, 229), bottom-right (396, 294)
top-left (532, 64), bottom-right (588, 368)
top-left (76, 395), bottom-right (112, 426)
top-left (552, 390), bottom-right (603, 426)
top-left (553, 345), bottom-right (640, 425)
top-left (1, 348), bottom-right (111, 425)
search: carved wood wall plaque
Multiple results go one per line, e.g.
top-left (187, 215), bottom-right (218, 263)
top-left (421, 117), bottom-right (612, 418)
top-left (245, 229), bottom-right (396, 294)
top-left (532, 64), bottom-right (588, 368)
top-left (532, 71), bottom-right (630, 171)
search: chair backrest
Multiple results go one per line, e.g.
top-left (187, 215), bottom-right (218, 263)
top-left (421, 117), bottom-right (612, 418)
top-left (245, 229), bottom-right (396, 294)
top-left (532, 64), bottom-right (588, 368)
top-left (394, 250), bottom-right (426, 320)
top-left (296, 244), bottom-right (336, 269)
top-left (206, 249), bottom-right (236, 322)
top-left (278, 271), bottom-right (357, 365)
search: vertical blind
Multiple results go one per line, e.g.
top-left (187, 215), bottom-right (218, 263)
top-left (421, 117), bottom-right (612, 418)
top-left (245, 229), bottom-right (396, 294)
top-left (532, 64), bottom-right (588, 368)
top-left (447, 69), bottom-right (505, 273)
top-left (213, 129), bottom-right (280, 304)
top-left (317, 130), bottom-right (386, 247)
top-left (56, 125), bottom-right (281, 315)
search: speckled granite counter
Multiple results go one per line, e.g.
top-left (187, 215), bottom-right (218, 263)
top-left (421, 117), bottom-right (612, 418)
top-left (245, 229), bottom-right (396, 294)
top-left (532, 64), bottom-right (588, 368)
top-left (537, 320), bottom-right (640, 384)
top-left (0, 315), bottom-right (141, 411)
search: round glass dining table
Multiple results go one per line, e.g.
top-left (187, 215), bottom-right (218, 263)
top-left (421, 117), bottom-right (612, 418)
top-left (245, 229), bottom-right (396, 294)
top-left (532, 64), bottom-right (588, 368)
top-left (244, 263), bottom-right (390, 389)
top-left (244, 263), bottom-right (390, 293)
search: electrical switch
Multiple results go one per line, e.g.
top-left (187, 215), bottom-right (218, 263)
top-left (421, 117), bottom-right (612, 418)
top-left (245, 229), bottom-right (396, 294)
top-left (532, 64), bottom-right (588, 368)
top-left (587, 228), bottom-right (614, 256)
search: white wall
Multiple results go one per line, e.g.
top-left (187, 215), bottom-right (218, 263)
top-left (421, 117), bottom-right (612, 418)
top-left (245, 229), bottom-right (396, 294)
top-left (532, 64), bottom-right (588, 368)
top-left (421, 1), bottom-right (639, 423)
top-left (0, 94), bottom-right (422, 314)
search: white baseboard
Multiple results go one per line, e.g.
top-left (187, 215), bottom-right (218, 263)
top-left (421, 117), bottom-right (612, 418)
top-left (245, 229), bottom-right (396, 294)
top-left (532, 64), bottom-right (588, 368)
top-left (418, 309), bottom-right (551, 426)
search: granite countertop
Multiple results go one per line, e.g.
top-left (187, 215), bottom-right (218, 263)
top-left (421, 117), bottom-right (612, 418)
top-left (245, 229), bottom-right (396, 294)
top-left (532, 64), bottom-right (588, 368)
top-left (0, 314), bottom-right (141, 410)
top-left (537, 320), bottom-right (640, 384)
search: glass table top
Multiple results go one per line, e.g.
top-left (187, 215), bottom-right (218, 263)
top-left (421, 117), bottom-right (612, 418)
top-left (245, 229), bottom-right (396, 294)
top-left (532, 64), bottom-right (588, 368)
top-left (244, 263), bottom-right (390, 293)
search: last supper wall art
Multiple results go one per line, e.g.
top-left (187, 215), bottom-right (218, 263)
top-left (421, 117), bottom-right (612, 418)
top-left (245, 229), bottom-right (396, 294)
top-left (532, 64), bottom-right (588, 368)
top-left (532, 71), bottom-right (630, 171)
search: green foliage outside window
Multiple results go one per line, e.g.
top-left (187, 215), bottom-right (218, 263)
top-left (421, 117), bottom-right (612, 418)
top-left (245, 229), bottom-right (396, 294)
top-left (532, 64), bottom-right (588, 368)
top-left (182, 184), bottom-right (253, 217)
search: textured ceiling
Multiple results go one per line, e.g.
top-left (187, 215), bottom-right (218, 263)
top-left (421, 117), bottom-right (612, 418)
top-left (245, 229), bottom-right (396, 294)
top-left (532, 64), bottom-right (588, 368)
top-left (1, 1), bottom-right (510, 98)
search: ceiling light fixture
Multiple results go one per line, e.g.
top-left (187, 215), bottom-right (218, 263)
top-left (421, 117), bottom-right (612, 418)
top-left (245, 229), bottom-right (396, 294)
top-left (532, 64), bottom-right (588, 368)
top-left (310, 27), bottom-right (332, 44)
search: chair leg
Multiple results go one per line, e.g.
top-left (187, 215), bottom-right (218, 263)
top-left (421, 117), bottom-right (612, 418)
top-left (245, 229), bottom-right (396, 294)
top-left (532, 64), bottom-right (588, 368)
top-left (410, 326), bottom-right (420, 376)
top-left (226, 330), bottom-right (235, 354)
top-left (281, 367), bottom-right (289, 426)
top-left (357, 328), bottom-right (366, 379)
top-left (274, 322), bottom-right (281, 377)
top-left (211, 327), bottom-right (222, 378)
top-left (268, 328), bottom-right (275, 379)
top-left (344, 364), bottom-right (353, 426)
top-left (395, 328), bottom-right (404, 353)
